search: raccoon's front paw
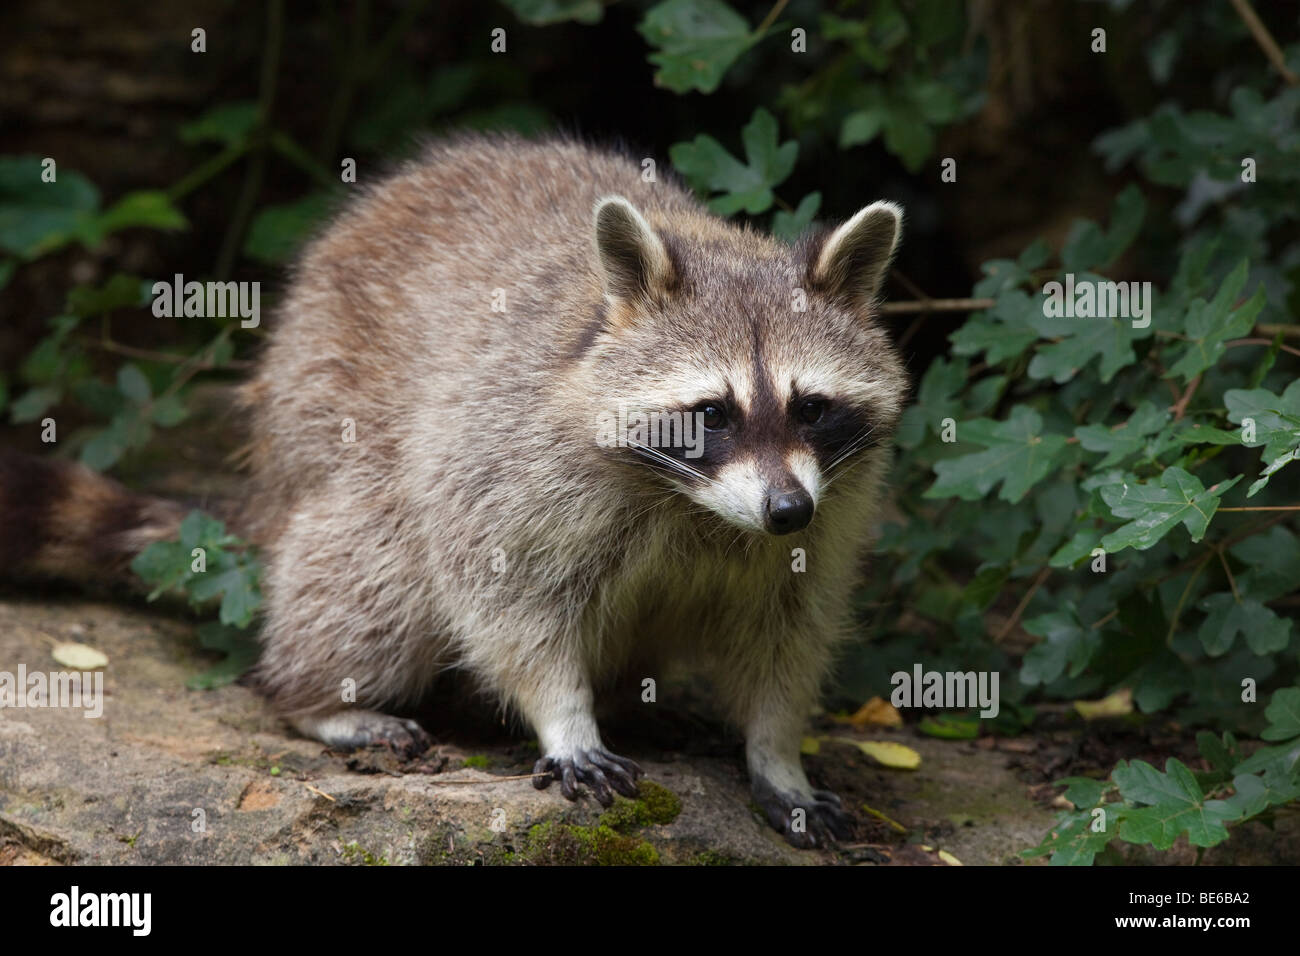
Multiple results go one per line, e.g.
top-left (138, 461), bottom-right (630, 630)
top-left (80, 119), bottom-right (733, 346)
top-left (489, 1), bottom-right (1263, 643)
top-left (752, 776), bottom-right (853, 849)
top-left (532, 748), bottom-right (642, 807)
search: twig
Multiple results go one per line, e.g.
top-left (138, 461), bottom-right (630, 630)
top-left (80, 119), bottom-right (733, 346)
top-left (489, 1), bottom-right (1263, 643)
top-left (1171, 373), bottom-right (1202, 421)
top-left (1167, 553), bottom-right (1212, 644)
top-left (1218, 505), bottom-right (1300, 512)
top-left (82, 334), bottom-right (252, 371)
top-left (423, 771), bottom-right (555, 785)
top-left (1228, 0), bottom-right (1298, 86)
top-left (1226, 337), bottom-right (1300, 359)
top-left (755, 0), bottom-right (791, 35)
top-left (1213, 545), bottom-right (1241, 602)
top-left (215, 0), bottom-right (284, 280)
top-left (1257, 324), bottom-right (1300, 340)
top-left (302, 783), bottom-right (336, 801)
top-left (994, 567), bottom-right (1051, 643)
top-left (880, 297), bottom-right (996, 314)
top-left (1091, 608), bottom-right (1119, 631)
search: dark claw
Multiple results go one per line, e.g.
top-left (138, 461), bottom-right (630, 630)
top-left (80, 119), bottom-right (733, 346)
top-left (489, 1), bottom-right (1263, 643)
top-left (753, 777), bottom-right (854, 849)
top-left (530, 747), bottom-right (643, 804)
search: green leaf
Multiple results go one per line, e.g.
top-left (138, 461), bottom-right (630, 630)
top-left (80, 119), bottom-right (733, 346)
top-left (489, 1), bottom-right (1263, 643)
top-left (1027, 276), bottom-right (1149, 384)
top-left (1198, 593), bottom-right (1292, 657)
top-left (771, 192), bottom-right (820, 243)
top-left (1224, 381), bottom-right (1300, 495)
top-left (150, 394), bottom-right (188, 427)
top-left (1023, 808), bottom-right (1119, 866)
top-left (1098, 468), bottom-right (1241, 552)
top-left (1225, 771), bottom-right (1300, 818)
top-left (917, 714), bottom-right (980, 739)
top-left (190, 566), bottom-right (262, 629)
top-left (1261, 687), bottom-right (1300, 742)
top-left (1049, 525), bottom-right (1103, 568)
top-left (501, 0), bottom-right (604, 24)
top-left (79, 419), bottom-right (129, 471)
top-left (179, 102), bottom-right (259, 147)
top-left (882, 113), bottom-right (934, 173)
top-left (839, 104), bottom-right (887, 149)
top-left (960, 565), bottom-right (1008, 610)
top-left (924, 405), bottom-right (1069, 504)
top-left (1057, 776), bottom-right (1109, 809)
top-left (1074, 401), bottom-right (1168, 466)
top-left (0, 155), bottom-right (100, 259)
top-left (1114, 759), bottom-right (1238, 849)
top-left (896, 356), bottom-right (967, 449)
top-left (9, 385), bottom-right (61, 423)
top-left (639, 0), bottom-right (758, 95)
top-left (243, 193), bottom-right (335, 264)
top-left (1022, 607), bottom-right (1101, 685)
top-left (669, 108), bottom-right (797, 216)
top-left (67, 274), bottom-right (148, 317)
top-left (1060, 185), bottom-right (1145, 272)
top-left (116, 364), bottom-right (151, 404)
top-left (90, 191), bottom-right (188, 239)
top-left (949, 291), bottom-right (1039, 365)
top-left (1231, 526), bottom-right (1300, 604)
top-left (1166, 262), bottom-right (1265, 380)
top-left (186, 622), bottom-right (261, 690)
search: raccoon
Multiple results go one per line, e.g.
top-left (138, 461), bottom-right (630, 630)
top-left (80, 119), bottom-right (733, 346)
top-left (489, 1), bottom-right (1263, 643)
top-left (1, 134), bottom-right (907, 848)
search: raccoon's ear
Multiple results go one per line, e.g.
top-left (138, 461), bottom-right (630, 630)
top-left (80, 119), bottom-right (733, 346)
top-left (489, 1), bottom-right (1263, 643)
top-left (593, 196), bottom-right (674, 301)
top-left (809, 200), bottom-right (902, 312)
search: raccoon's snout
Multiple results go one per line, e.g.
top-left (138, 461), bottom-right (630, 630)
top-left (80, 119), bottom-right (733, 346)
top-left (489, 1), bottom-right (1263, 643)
top-left (764, 487), bottom-right (814, 535)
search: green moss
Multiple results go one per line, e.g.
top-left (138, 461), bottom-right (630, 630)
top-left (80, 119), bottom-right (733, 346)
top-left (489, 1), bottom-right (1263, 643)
top-left (340, 841), bottom-right (390, 866)
top-left (521, 821), bottom-right (659, 866)
top-left (599, 780), bottom-right (682, 832)
top-left (461, 755), bottom-right (490, 769)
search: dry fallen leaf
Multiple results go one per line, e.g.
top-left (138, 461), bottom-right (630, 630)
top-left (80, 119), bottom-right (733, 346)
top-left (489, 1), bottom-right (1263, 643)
top-left (51, 642), bottom-right (108, 670)
top-left (1073, 687), bottom-right (1133, 720)
top-left (835, 737), bottom-right (921, 770)
top-left (938, 849), bottom-right (963, 866)
top-left (836, 696), bottom-right (903, 728)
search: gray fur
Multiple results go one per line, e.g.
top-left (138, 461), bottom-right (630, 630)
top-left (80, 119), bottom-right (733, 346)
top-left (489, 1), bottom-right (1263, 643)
top-left (238, 133), bottom-right (908, 844)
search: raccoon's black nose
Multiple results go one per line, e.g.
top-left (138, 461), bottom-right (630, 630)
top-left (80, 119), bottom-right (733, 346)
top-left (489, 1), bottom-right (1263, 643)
top-left (765, 488), bottom-right (814, 535)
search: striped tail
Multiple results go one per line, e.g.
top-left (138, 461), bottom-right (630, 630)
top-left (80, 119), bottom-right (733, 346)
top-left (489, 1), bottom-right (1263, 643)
top-left (0, 448), bottom-right (187, 590)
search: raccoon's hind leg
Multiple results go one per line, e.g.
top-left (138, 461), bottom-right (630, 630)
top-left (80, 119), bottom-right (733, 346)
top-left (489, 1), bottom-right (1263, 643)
top-left (253, 493), bottom-right (439, 761)
top-left (291, 711), bottom-right (432, 759)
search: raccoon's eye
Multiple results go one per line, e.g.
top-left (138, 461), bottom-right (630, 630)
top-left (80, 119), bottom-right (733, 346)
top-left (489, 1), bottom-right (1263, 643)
top-left (797, 398), bottom-right (827, 424)
top-left (695, 403), bottom-right (728, 431)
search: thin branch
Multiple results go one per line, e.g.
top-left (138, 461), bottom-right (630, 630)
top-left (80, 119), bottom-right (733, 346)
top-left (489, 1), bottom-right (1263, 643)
top-left (1214, 545), bottom-right (1241, 602)
top-left (1228, 0), bottom-right (1299, 86)
top-left (81, 335), bottom-right (252, 371)
top-left (994, 567), bottom-right (1051, 643)
top-left (1171, 373), bottom-right (1202, 421)
top-left (1218, 505), bottom-right (1300, 512)
top-left (880, 297), bottom-right (996, 314)
top-left (1167, 553), bottom-right (1212, 644)
top-left (1226, 337), bottom-right (1300, 359)
top-left (1257, 324), bottom-right (1300, 340)
top-left (755, 0), bottom-right (791, 35)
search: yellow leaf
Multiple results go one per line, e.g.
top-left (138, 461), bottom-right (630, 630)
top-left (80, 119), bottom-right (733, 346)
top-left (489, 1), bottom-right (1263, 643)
top-left (52, 642), bottom-right (108, 670)
top-left (938, 849), bottom-right (963, 866)
top-left (800, 736), bottom-right (821, 755)
top-left (860, 802), bottom-right (907, 833)
top-left (1073, 688), bottom-right (1133, 721)
top-left (835, 737), bottom-right (921, 770)
top-left (836, 696), bottom-right (903, 728)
